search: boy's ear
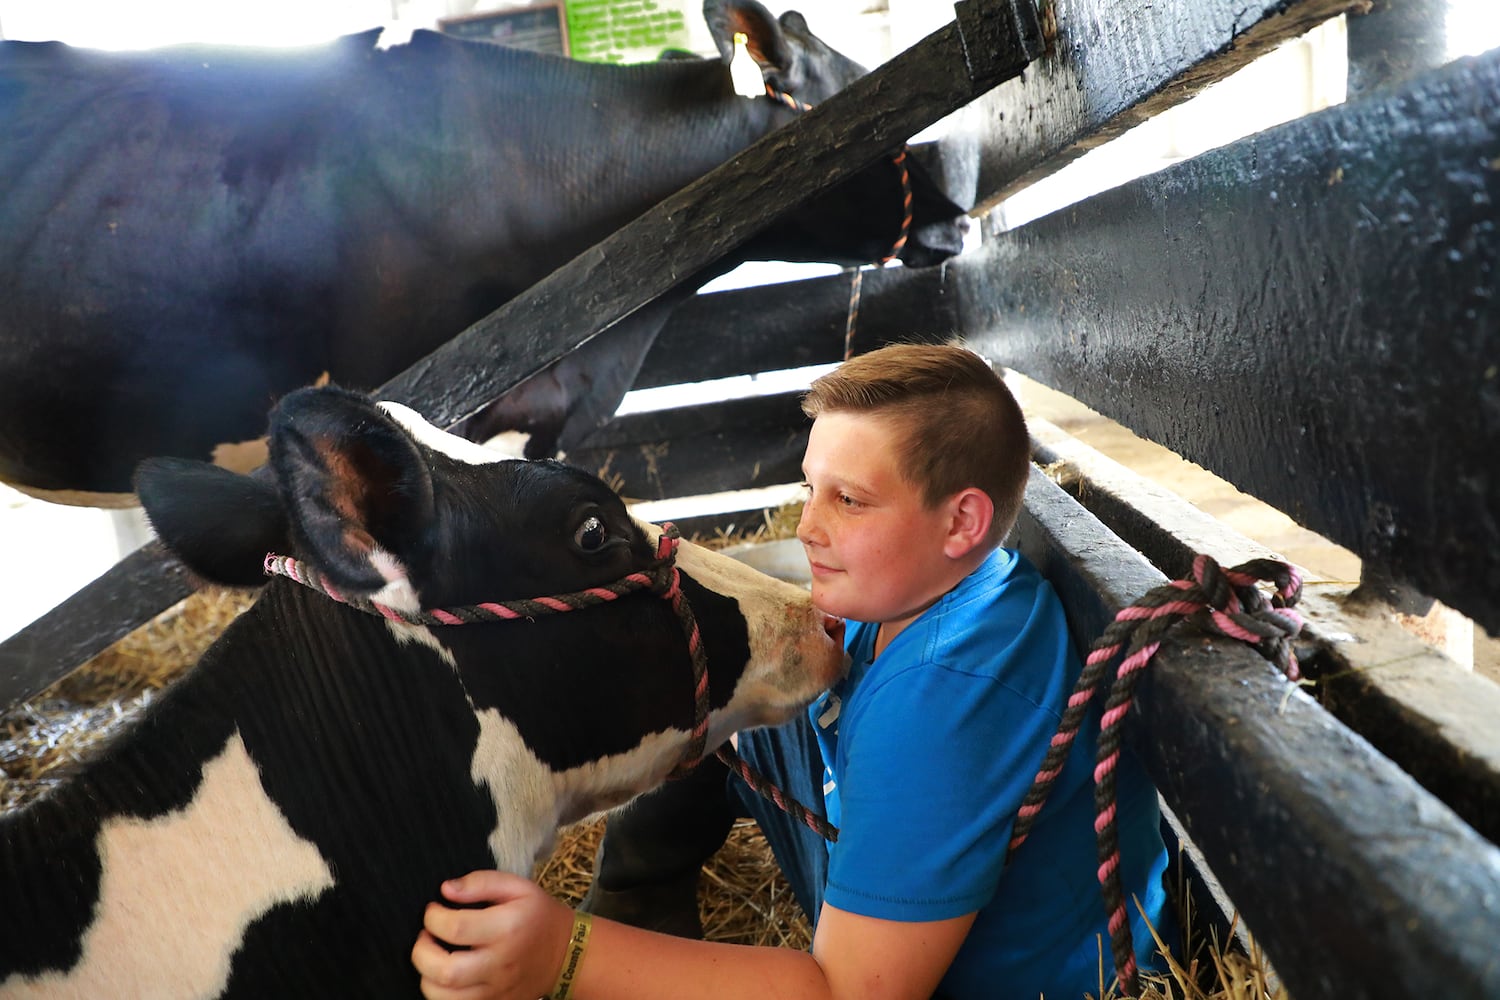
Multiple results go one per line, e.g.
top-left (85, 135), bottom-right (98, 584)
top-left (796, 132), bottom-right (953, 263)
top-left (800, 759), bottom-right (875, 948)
top-left (268, 386), bottom-right (436, 594)
top-left (944, 487), bottom-right (995, 560)
top-left (136, 458), bottom-right (291, 587)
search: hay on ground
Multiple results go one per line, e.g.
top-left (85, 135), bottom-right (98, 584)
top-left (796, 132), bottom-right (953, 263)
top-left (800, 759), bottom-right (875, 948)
top-left (0, 585), bottom-right (254, 811)
top-left (536, 816), bottom-right (812, 950)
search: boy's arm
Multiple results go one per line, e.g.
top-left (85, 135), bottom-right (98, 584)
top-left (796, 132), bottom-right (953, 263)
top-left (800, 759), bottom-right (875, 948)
top-left (413, 870), bottom-right (975, 1000)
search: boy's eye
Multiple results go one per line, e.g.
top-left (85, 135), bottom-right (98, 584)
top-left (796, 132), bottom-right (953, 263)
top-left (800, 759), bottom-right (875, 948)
top-left (838, 493), bottom-right (860, 508)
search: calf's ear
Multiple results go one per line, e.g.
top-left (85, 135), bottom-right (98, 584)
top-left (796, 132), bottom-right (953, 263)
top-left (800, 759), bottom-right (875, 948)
top-left (136, 458), bottom-right (290, 587)
top-left (268, 386), bottom-right (436, 594)
top-left (705, 0), bottom-right (792, 76)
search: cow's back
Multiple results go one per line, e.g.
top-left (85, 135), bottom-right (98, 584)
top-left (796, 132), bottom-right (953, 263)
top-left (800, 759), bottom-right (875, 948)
top-left (0, 38), bottom-right (368, 496)
top-left (0, 34), bottom-right (744, 496)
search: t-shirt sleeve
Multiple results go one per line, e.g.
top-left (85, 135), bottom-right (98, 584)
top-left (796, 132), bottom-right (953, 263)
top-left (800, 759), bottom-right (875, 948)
top-left (823, 643), bottom-right (1070, 922)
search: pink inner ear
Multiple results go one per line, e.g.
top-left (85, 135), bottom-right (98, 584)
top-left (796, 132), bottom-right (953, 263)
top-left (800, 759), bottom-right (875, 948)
top-left (737, 22), bottom-right (769, 65)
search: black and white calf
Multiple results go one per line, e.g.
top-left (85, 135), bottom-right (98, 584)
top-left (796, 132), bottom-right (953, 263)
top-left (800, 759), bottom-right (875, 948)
top-left (0, 386), bottom-right (845, 999)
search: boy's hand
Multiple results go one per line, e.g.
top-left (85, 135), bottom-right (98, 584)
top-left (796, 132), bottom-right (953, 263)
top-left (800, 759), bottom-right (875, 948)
top-left (412, 870), bottom-right (574, 1000)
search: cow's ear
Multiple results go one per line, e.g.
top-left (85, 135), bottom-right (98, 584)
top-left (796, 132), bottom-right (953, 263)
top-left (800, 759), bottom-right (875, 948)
top-left (136, 458), bottom-right (290, 587)
top-left (268, 386), bottom-right (436, 594)
top-left (704, 0), bottom-right (793, 77)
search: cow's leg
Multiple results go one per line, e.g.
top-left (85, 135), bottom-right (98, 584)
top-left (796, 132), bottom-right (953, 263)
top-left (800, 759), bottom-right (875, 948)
top-left (580, 750), bottom-right (737, 939)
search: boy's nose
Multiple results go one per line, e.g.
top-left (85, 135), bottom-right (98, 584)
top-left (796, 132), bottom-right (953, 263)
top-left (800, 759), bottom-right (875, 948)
top-left (796, 502), bottom-right (822, 546)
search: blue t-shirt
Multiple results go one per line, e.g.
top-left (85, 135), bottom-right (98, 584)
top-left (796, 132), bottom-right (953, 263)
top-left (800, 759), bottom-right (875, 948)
top-left (809, 548), bottom-right (1170, 1000)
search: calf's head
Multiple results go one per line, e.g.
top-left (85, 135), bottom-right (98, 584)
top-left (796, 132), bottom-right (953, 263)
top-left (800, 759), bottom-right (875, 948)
top-left (137, 386), bottom-right (845, 856)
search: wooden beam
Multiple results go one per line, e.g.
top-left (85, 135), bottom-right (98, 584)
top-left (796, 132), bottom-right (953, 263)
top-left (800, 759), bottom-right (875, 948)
top-left (379, 0), bottom-right (1042, 432)
top-left (1346, 0), bottom-right (1450, 98)
top-left (960, 0), bottom-right (1368, 211)
top-left (960, 49), bottom-right (1500, 634)
top-left (1030, 417), bottom-right (1500, 851)
top-left (566, 393), bottom-right (809, 501)
top-left (635, 267), bottom-right (958, 391)
top-left (1014, 465), bottom-right (1500, 1000)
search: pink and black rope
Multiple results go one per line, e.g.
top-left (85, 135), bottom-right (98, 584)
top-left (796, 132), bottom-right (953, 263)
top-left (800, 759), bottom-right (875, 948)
top-left (1007, 554), bottom-right (1304, 996)
top-left (263, 524), bottom-right (713, 777)
top-left (717, 742), bottom-right (839, 842)
top-left (262, 552), bottom-right (674, 627)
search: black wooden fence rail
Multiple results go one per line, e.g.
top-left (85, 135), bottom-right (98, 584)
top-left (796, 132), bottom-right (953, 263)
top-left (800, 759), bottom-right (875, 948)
top-left (0, 0), bottom-right (1044, 708)
top-left (1016, 466), bottom-right (1500, 1000)
top-left (1030, 419), bottom-right (1500, 851)
top-left (965, 0), bottom-right (1372, 210)
top-left (959, 46), bottom-right (1500, 638)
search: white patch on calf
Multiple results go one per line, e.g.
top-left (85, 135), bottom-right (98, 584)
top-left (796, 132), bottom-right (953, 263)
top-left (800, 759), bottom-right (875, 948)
top-left (477, 430), bottom-right (530, 460)
top-left (467, 711), bottom-right (688, 875)
top-left (469, 710), bottom-right (560, 874)
top-left (549, 730), bottom-right (688, 827)
top-left (376, 401), bottom-right (517, 466)
top-left (6, 735), bottom-right (334, 1000)
top-left (383, 620), bottom-right (458, 667)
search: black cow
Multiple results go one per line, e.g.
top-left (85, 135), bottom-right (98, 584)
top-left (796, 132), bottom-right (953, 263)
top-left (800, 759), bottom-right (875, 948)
top-left (0, 0), bottom-right (967, 505)
top-left (0, 386), bottom-right (846, 998)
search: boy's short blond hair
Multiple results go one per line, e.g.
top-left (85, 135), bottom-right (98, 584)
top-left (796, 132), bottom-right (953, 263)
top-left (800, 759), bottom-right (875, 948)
top-left (801, 342), bottom-right (1030, 545)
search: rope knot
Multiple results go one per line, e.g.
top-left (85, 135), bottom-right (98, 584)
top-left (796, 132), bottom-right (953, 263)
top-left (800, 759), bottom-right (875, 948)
top-left (647, 523), bottom-right (685, 601)
top-left (1007, 553), bottom-right (1306, 997)
top-left (1183, 554), bottom-right (1304, 682)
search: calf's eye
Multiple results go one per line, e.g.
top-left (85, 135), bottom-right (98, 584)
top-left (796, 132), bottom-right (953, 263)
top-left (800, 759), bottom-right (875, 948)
top-left (574, 515), bottom-right (608, 552)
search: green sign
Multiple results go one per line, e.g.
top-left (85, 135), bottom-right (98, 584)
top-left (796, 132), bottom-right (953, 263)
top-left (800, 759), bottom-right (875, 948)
top-left (566, 0), bottom-right (691, 64)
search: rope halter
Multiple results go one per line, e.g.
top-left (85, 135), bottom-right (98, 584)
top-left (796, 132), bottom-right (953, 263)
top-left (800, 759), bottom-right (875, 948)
top-left (262, 522), bottom-right (713, 778)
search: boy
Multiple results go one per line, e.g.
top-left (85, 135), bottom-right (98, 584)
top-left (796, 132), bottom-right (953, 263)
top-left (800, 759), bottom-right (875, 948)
top-left (411, 343), bottom-right (1172, 1000)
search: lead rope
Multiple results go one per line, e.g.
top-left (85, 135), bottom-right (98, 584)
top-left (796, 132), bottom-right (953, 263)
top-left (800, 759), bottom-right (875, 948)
top-left (762, 84), bottom-right (910, 362)
top-left (717, 742), bottom-right (839, 841)
top-left (262, 523), bottom-right (711, 777)
top-left (844, 268), bottom-right (862, 361)
top-left (728, 553), bottom-right (1303, 997)
top-left (1008, 554), bottom-right (1305, 997)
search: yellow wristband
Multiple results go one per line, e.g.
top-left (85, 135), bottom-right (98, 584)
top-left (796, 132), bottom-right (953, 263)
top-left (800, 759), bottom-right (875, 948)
top-left (549, 910), bottom-right (593, 1000)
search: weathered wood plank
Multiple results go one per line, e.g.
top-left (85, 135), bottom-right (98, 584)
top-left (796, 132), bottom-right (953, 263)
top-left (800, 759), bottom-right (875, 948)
top-left (634, 267), bottom-right (957, 391)
top-left (959, 50), bottom-right (1500, 634)
top-left (960, 0), bottom-right (1368, 210)
top-left (567, 392), bottom-right (809, 501)
top-left (1029, 416), bottom-right (1500, 849)
top-left (0, 541), bottom-right (196, 709)
top-left (1015, 465), bottom-right (1500, 1000)
top-left (0, 0), bottom-right (1043, 709)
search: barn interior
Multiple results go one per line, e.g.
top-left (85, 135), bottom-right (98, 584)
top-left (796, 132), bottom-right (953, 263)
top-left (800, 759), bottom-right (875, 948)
top-left (2, 2), bottom-right (1499, 997)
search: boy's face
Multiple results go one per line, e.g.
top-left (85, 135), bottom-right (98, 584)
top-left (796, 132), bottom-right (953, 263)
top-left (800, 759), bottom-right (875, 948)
top-left (797, 410), bottom-right (964, 630)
